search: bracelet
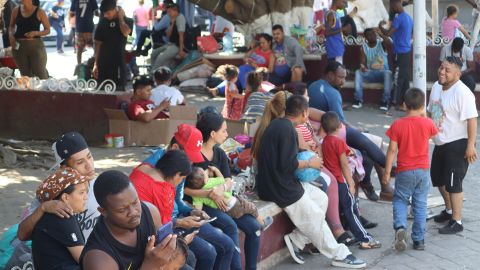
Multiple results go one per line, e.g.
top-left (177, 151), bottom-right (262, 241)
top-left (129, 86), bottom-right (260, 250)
top-left (306, 159), bottom-right (310, 168)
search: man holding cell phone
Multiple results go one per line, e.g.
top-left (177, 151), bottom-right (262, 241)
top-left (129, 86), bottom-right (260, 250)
top-left (81, 170), bottom-right (187, 270)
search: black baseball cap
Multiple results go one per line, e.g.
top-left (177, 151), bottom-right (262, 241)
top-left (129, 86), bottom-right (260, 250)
top-left (100, 0), bottom-right (116, 13)
top-left (52, 132), bottom-right (89, 165)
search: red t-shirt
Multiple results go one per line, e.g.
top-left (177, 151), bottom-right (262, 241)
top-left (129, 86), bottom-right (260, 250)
top-left (130, 165), bottom-right (176, 224)
top-left (322, 135), bottom-right (350, 183)
top-left (386, 116), bottom-right (438, 173)
top-left (250, 47), bottom-right (272, 68)
top-left (128, 99), bottom-right (168, 120)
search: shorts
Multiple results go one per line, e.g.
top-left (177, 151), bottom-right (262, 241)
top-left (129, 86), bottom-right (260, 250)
top-left (75, 32), bottom-right (93, 50)
top-left (430, 139), bottom-right (469, 193)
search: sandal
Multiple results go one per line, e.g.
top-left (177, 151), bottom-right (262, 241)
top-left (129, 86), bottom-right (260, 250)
top-left (337, 232), bottom-right (358, 246)
top-left (359, 239), bottom-right (382, 250)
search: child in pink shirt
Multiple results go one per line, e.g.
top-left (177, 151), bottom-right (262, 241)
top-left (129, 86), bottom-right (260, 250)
top-left (441, 5), bottom-right (471, 41)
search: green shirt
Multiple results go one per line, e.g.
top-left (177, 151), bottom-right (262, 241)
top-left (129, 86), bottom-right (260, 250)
top-left (192, 177), bottom-right (232, 209)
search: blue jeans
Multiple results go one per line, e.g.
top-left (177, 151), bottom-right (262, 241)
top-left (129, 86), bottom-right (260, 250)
top-left (393, 169), bottom-right (430, 241)
top-left (203, 206), bottom-right (261, 270)
top-left (51, 20), bottom-right (64, 50)
top-left (191, 222), bottom-right (235, 270)
top-left (134, 25), bottom-right (148, 47)
top-left (354, 69), bottom-right (392, 103)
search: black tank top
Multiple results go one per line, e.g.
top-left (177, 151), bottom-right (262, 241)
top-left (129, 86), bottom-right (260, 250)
top-left (80, 202), bottom-right (156, 270)
top-left (14, 6), bottom-right (41, 38)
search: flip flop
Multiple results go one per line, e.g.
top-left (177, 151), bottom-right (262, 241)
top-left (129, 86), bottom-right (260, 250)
top-left (359, 239), bottom-right (382, 250)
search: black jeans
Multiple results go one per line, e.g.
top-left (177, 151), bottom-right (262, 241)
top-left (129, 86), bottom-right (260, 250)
top-left (394, 52), bottom-right (411, 106)
top-left (346, 127), bottom-right (386, 185)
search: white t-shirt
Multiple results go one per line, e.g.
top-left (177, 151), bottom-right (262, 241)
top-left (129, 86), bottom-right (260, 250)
top-left (214, 16), bottom-right (234, 34)
top-left (22, 178), bottom-right (100, 240)
top-left (439, 44), bottom-right (474, 72)
top-left (151, 84), bottom-right (185, 106)
top-left (428, 81), bottom-right (478, 145)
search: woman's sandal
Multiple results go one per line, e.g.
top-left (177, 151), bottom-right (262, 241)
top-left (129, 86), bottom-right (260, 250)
top-left (337, 232), bottom-right (358, 246)
top-left (359, 239), bottom-right (382, 250)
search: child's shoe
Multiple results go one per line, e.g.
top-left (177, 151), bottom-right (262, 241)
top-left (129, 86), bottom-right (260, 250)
top-left (413, 240), bottom-right (425, 250)
top-left (261, 216), bottom-right (273, 231)
top-left (394, 228), bottom-right (407, 251)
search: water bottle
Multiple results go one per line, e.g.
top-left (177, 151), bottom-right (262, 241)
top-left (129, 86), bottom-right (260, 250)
top-left (223, 32), bottom-right (233, 53)
top-left (306, 26), bottom-right (317, 54)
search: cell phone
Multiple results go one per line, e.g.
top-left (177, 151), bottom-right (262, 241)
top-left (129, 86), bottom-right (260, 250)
top-left (204, 216), bottom-right (217, 223)
top-left (155, 221), bottom-right (173, 245)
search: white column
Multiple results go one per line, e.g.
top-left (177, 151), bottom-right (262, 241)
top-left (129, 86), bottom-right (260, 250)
top-left (431, 0), bottom-right (439, 40)
top-left (413, 0), bottom-right (427, 93)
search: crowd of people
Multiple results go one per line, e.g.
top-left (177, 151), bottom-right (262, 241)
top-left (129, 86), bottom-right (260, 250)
top-left (3, 50), bottom-right (477, 269)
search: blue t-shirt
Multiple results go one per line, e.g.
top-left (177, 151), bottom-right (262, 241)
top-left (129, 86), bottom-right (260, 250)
top-left (392, 12), bottom-right (413, 54)
top-left (143, 148), bottom-right (192, 218)
top-left (307, 79), bottom-right (346, 122)
top-left (70, 0), bottom-right (98, 33)
top-left (273, 43), bottom-right (290, 76)
top-left (50, 5), bottom-right (65, 23)
top-left (325, 10), bottom-right (345, 59)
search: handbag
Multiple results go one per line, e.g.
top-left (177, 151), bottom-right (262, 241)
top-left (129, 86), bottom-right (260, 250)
top-left (197, 35), bottom-right (219, 54)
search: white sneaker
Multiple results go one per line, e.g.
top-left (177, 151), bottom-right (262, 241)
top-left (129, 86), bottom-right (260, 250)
top-left (352, 100), bottom-right (363, 109)
top-left (332, 254), bottom-right (367, 269)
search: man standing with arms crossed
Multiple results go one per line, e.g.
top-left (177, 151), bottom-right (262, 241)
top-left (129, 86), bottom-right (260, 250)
top-left (428, 57), bottom-right (478, 234)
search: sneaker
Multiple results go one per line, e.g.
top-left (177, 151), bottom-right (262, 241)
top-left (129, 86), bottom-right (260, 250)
top-left (284, 235), bottom-right (305, 264)
top-left (394, 228), bottom-right (407, 251)
top-left (380, 102), bottom-right (389, 111)
top-left (261, 216), bottom-right (273, 231)
top-left (413, 240), bottom-right (425, 250)
top-left (57, 49), bottom-right (64, 54)
top-left (433, 209), bottom-right (452, 223)
top-left (352, 100), bottom-right (363, 109)
top-left (360, 182), bottom-right (379, 201)
top-left (332, 254), bottom-right (367, 269)
top-left (438, 220), bottom-right (463, 234)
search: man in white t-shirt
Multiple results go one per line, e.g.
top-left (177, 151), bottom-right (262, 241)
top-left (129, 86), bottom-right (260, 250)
top-left (427, 57), bottom-right (478, 234)
top-left (151, 66), bottom-right (185, 106)
top-left (439, 37), bottom-right (476, 92)
top-left (17, 132), bottom-right (100, 241)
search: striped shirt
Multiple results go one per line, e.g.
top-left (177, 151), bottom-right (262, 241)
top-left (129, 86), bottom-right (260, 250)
top-left (242, 92), bottom-right (274, 122)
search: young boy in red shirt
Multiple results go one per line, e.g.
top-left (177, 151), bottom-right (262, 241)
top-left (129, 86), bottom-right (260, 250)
top-left (383, 88), bottom-right (438, 251)
top-left (321, 111), bottom-right (381, 250)
top-left (128, 75), bottom-right (170, 122)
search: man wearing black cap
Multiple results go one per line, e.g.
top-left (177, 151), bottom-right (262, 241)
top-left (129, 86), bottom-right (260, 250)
top-left (17, 132), bottom-right (100, 242)
top-left (93, 0), bottom-right (133, 91)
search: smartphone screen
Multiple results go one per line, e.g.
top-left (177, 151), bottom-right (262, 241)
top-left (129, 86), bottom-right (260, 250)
top-left (205, 216), bottom-right (217, 223)
top-left (155, 221), bottom-right (173, 245)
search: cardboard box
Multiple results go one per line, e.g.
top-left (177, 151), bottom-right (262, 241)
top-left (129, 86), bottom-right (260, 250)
top-left (104, 106), bottom-right (198, 146)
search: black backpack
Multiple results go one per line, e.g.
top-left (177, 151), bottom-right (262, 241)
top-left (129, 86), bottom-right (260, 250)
top-left (183, 24), bottom-right (201, 51)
